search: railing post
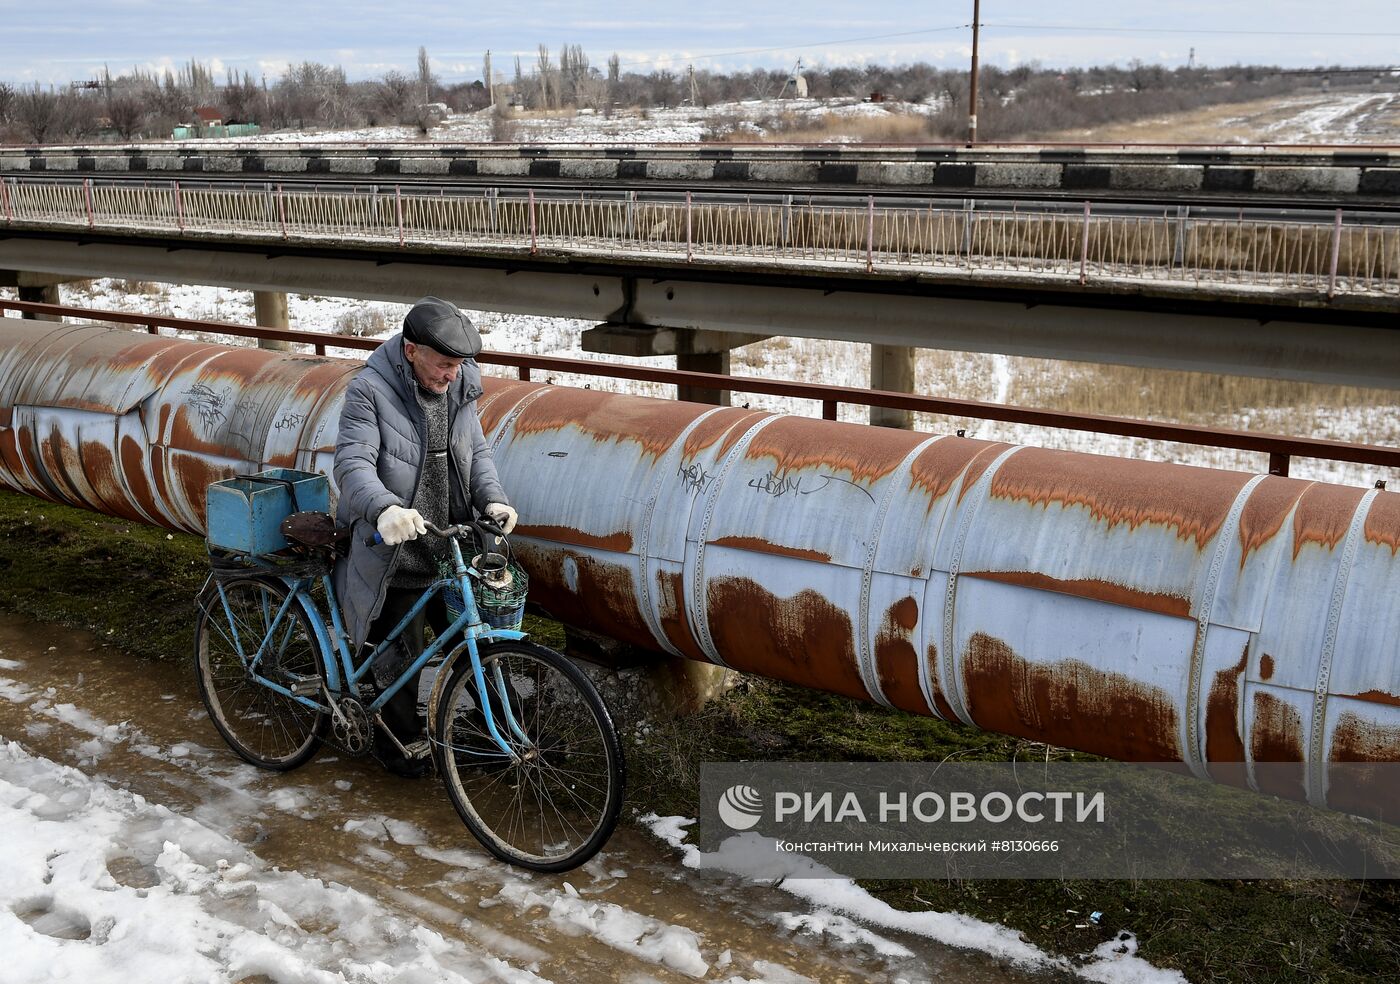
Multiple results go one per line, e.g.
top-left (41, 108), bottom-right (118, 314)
top-left (314, 342), bottom-right (326, 356)
top-left (487, 186), bottom-right (499, 233)
top-left (780, 193), bottom-right (792, 248)
top-left (961, 198), bottom-right (974, 261)
top-left (519, 366), bottom-right (532, 382)
top-left (83, 178), bottom-right (94, 229)
top-left (1, 177), bottom-right (11, 224)
top-left (1172, 204), bottom-right (1189, 268)
top-left (529, 189), bottom-right (537, 255)
top-left (822, 399), bottom-right (838, 421)
top-left (1268, 452), bottom-right (1291, 477)
top-left (625, 189), bottom-right (636, 239)
top-left (277, 183), bottom-right (287, 240)
top-left (866, 195), bottom-right (876, 273)
top-left (1079, 200), bottom-right (1092, 285)
top-left (145, 323), bottom-right (159, 335)
top-left (173, 180), bottom-right (185, 232)
top-left (1327, 208), bottom-right (1343, 299)
top-left (395, 185), bottom-right (405, 247)
top-left (685, 191), bottom-right (693, 262)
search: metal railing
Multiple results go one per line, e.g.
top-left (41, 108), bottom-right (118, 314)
top-left (3, 176), bottom-right (1398, 298)
top-left (3, 297), bottom-right (1398, 479)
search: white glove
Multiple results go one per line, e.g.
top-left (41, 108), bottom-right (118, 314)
top-left (377, 505), bottom-right (427, 545)
top-left (485, 502), bottom-right (518, 535)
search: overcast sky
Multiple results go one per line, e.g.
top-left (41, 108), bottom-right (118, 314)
top-left (4, 1), bottom-right (1399, 86)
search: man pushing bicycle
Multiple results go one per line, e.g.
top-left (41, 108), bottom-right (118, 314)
top-left (332, 296), bottom-right (517, 777)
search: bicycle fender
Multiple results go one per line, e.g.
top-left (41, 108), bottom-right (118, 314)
top-left (426, 639), bottom-right (475, 732)
top-left (424, 630), bottom-right (523, 730)
top-left (280, 575), bottom-right (342, 691)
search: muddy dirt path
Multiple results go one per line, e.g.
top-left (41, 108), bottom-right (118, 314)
top-left (0, 613), bottom-right (1053, 984)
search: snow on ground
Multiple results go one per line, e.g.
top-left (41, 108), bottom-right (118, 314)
top-left (0, 740), bottom-right (525, 984)
top-left (180, 98), bottom-right (936, 147)
top-left (1257, 90), bottom-right (1399, 142)
top-left (643, 816), bottom-right (1188, 984)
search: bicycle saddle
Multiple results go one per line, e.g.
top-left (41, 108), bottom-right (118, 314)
top-left (280, 511), bottom-right (350, 550)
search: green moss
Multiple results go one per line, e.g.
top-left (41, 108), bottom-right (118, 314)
top-left (0, 488), bottom-right (1394, 983)
top-left (0, 492), bottom-right (208, 663)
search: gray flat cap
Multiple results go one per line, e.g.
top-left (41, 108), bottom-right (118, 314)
top-left (402, 296), bottom-right (481, 358)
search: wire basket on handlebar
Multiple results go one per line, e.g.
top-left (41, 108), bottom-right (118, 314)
top-left (441, 521), bottom-right (529, 631)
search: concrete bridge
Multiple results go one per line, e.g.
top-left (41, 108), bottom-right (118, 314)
top-left (2, 160), bottom-right (1399, 421)
top-left (5, 142), bottom-right (1400, 201)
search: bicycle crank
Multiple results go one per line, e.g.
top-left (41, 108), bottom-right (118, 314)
top-left (330, 695), bottom-right (372, 755)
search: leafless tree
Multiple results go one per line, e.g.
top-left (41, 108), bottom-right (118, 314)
top-left (534, 45), bottom-right (556, 110)
top-left (12, 86), bottom-right (78, 143)
top-left (371, 71), bottom-right (416, 126)
top-left (221, 69), bottom-right (262, 123)
top-left (106, 94), bottom-right (147, 139)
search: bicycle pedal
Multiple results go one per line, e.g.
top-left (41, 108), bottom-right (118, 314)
top-left (402, 739), bottom-right (431, 760)
top-left (288, 676), bottom-right (322, 697)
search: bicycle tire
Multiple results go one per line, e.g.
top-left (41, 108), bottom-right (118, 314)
top-left (433, 640), bottom-right (625, 872)
top-left (194, 576), bottom-right (329, 771)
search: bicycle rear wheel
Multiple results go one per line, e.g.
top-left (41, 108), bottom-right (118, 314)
top-left (433, 641), bottom-right (625, 872)
top-left (194, 576), bottom-right (328, 770)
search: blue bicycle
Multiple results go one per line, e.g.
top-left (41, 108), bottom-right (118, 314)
top-left (193, 492), bottom-right (624, 873)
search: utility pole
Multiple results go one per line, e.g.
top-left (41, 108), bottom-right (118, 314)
top-left (968, 0), bottom-right (981, 145)
top-left (485, 50), bottom-right (494, 105)
top-left (688, 63), bottom-right (698, 106)
top-left (1188, 47), bottom-right (1196, 70)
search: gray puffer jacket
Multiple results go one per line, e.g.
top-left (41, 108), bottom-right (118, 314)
top-left (332, 334), bottom-right (507, 650)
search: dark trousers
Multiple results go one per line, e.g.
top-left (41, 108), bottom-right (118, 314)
top-left (368, 585), bottom-right (451, 751)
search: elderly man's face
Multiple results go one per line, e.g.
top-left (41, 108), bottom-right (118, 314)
top-left (404, 341), bottom-right (465, 394)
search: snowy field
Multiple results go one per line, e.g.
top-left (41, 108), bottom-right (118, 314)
top-left (168, 87), bottom-right (1400, 147)
top-left (181, 98), bottom-right (935, 147)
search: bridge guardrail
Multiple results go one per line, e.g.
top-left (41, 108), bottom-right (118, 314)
top-left (2, 177), bottom-right (1398, 300)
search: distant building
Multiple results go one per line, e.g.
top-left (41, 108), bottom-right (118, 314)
top-left (173, 106), bottom-right (260, 140)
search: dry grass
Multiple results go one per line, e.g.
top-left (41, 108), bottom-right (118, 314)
top-left (708, 108), bottom-right (933, 144)
top-left (332, 308), bottom-right (390, 338)
top-left (1010, 360), bottom-right (1385, 428)
top-left (1040, 89), bottom-right (1398, 144)
top-left (108, 279), bottom-right (165, 296)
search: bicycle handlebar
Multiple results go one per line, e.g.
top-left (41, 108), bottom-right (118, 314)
top-left (364, 516), bottom-right (508, 547)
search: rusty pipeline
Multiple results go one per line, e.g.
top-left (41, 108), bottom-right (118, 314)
top-left (1, 317), bottom-right (1397, 819)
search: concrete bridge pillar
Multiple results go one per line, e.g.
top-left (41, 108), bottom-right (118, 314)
top-left (253, 290), bottom-right (291, 351)
top-left (17, 284), bottom-right (61, 321)
top-left (1, 271), bottom-right (77, 322)
top-left (869, 343), bottom-right (916, 429)
top-left (582, 324), bottom-right (769, 407)
top-left (676, 350), bottom-right (731, 406)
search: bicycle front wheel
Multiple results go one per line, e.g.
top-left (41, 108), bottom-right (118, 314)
top-left (194, 576), bottom-right (328, 771)
top-left (434, 641), bottom-right (625, 872)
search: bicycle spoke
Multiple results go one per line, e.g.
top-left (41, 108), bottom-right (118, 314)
top-left (435, 642), bottom-right (622, 871)
top-left (196, 578), bottom-right (327, 771)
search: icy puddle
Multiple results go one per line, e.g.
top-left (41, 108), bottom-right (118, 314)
top-left (0, 613), bottom-right (1177, 983)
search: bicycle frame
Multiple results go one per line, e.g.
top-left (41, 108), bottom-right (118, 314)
top-left (213, 533), bottom-right (529, 760)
